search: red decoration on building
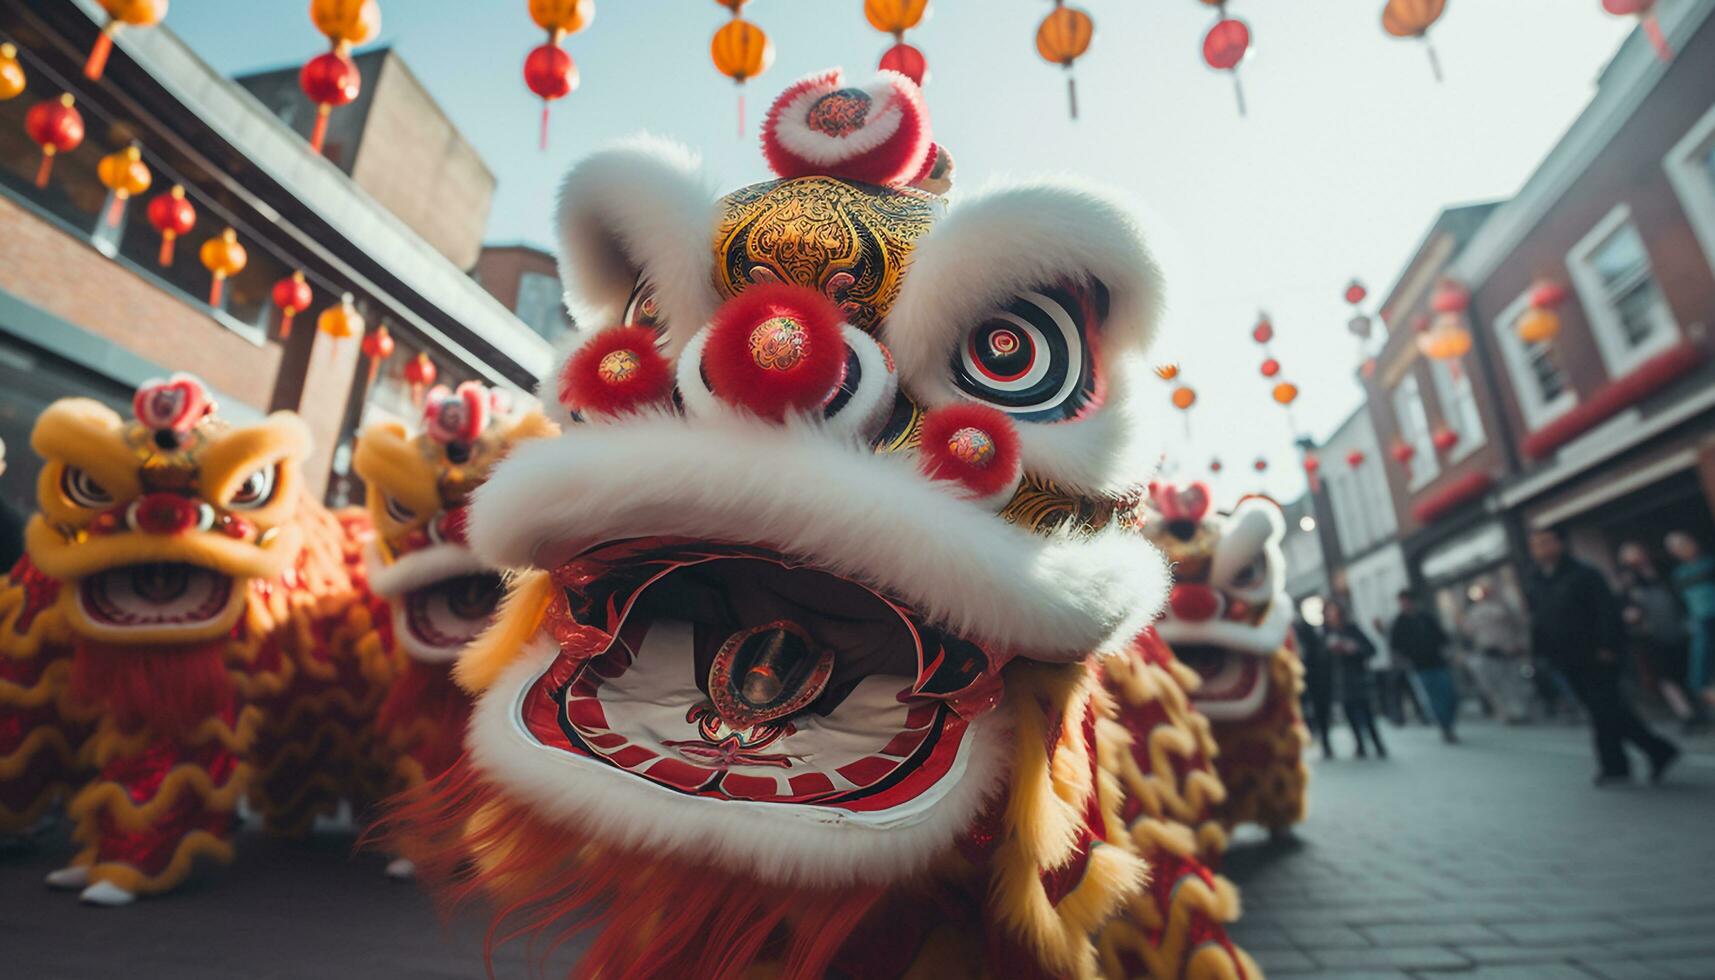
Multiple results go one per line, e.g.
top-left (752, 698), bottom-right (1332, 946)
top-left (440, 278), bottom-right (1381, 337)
top-left (360, 323), bottom-right (396, 384)
top-left (1520, 340), bottom-right (1706, 460)
top-left (1201, 16), bottom-right (1250, 115)
top-left (403, 351), bottom-right (438, 406)
top-left (271, 271), bottom-right (313, 339)
top-left (1390, 441), bottom-right (1415, 466)
top-left (24, 93), bottom-right (84, 188)
top-left (1346, 449), bottom-right (1366, 469)
top-left (145, 184), bottom-right (196, 266)
top-left (1412, 470), bottom-right (1496, 525)
top-left (1431, 426), bottom-right (1458, 453)
top-left (299, 51), bottom-right (361, 154)
top-left (1430, 278), bottom-right (1469, 314)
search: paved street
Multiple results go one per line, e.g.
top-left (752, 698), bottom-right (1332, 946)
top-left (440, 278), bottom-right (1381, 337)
top-left (3, 719), bottom-right (1713, 978)
top-left (1226, 719), bottom-right (1715, 979)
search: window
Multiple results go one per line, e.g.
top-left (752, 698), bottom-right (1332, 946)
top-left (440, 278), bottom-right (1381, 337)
top-left (1666, 101), bottom-right (1715, 276)
top-left (1491, 290), bottom-right (1576, 430)
top-left (1566, 205), bottom-right (1679, 377)
top-left (515, 271), bottom-right (569, 342)
top-left (1391, 374), bottom-right (1439, 489)
top-left (1428, 357), bottom-right (1485, 461)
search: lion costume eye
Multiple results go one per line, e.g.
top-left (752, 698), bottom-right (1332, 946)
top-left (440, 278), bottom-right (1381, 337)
top-left (60, 467), bottom-right (113, 508)
top-left (383, 495), bottom-right (417, 524)
top-left (624, 275), bottom-right (670, 348)
top-left (1229, 554), bottom-right (1267, 593)
top-left (228, 465), bottom-right (279, 510)
top-left (951, 287), bottom-right (1096, 422)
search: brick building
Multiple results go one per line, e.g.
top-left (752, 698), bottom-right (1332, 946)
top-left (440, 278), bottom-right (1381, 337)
top-left (474, 243), bottom-right (574, 344)
top-left (0, 0), bottom-right (552, 516)
top-left (1315, 0), bottom-right (1715, 635)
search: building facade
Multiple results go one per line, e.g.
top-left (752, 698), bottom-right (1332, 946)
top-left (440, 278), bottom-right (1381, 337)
top-left (0, 0), bottom-right (552, 517)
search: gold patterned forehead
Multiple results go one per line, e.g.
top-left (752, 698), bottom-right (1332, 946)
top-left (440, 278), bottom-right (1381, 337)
top-left (713, 176), bottom-right (939, 333)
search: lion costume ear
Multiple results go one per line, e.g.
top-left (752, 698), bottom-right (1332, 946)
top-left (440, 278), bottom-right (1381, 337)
top-left (882, 181), bottom-right (1164, 496)
top-left (554, 135), bottom-right (720, 359)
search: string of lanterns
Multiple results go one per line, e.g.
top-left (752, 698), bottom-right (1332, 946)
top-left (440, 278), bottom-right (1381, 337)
top-left (524, 0), bottom-right (591, 151)
top-left (1035, 1), bottom-right (1093, 120)
top-left (868, 0), bottom-right (930, 87)
top-left (299, 0), bottom-right (379, 156)
top-left (710, 0), bottom-right (774, 136)
top-left (1198, 1), bottom-right (1251, 116)
top-left (5, 27), bottom-right (411, 392)
top-left (84, 0), bottom-right (169, 81)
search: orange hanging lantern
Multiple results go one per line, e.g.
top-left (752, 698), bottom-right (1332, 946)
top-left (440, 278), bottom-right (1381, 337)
top-left (1170, 385), bottom-right (1197, 410)
top-left (867, 0), bottom-right (930, 86)
top-left (1382, 0), bottom-right (1447, 81)
top-left (145, 184), bottom-right (196, 266)
top-left (25, 94), bottom-right (84, 189)
top-left (360, 323), bottom-right (396, 383)
top-left (711, 5), bottom-right (774, 137)
top-left (96, 144), bottom-right (152, 226)
top-left (311, 0), bottom-right (381, 52)
top-left (85, 0), bottom-right (169, 81)
top-left (1603, 0), bottom-right (1671, 61)
top-left (0, 43), bottom-right (26, 101)
top-left (1518, 280), bottom-right (1567, 345)
top-left (525, 0), bottom-right (593, 151)
top-left (1272, 381), bottom-right (1299, 405)
top-left (1036, 1), bottom-right (1093, 120)
top-left (199, 227), bottom-right (247, 308)
top-left (1417, 313), bottom-right (1472, 361)
top-left (317, 292), bottom-right (363, 362)
top-left (272, 271), bottom-right (314, 338)
top-left (1201, 14), bottom-right (1251, 116)
top-left (403, 351), bottom-right (437, 405)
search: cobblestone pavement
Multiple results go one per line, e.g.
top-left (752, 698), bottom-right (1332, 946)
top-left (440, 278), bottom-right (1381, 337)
top-left (3, 719), bottom-right (1712, 978)
top-left (1225, 718), bottom-right (1715, 979)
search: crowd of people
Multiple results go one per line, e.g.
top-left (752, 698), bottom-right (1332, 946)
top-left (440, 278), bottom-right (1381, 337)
top-left (1298, 525), bottom-right (1715, 787)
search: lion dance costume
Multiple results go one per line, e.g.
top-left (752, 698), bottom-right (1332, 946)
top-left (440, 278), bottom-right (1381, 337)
top-left (352, 381), bottom-right (553, 876)
top-left (1145, 484), bottom-right (1309, 835)
top-left (386, 70), bottom-right (1258, 978)
top-left (0, 375), bottom-right (389, 904)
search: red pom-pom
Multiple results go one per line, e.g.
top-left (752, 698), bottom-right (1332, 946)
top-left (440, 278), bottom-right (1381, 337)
top-left (917, 403), bottom-right (1022, 502)
top-left (1169, 584), bottom-right (1220, 623)
top-left (559, 326), bottom-right (674, 417)
top-left (703, 284), bottom-right (848, 421)
top-left (761, 68), bottom-right (933, 187)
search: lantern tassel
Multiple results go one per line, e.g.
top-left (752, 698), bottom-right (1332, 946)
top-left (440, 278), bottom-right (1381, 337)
top-left (737, 87), bottom-right (746, 139)
top-left (280, 311), bottom-right (295, 340)
top-left (367, 358), bottom-right (381, 385)
top-left (539, 100), bottom-right (551, 152)
top-left (209, 276), bottom-right (224, 309)
top-left (1230, 71), bottom-right (1246, 118)
top-left (34, 150), bottom-right (54, 189)
top-left (1643, 15), bottom-right (1672, 62)
top-left (84, 27), bottom-right (114, 81)
top-left (1066, 72), bottom-right (1079, 121)
top-left (1423, 37), bottom-right (1443, 83)
top-left (158, 233), bottom-right (176, 267)
top-left (105, 195), bottom-right (125, 228)
top-left (309, 105), bottom-right (331, 154)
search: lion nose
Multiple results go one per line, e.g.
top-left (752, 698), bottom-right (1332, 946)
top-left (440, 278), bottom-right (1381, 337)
top-left (702, 284), bottom-right (847, 421)
top-left (1168, 583), bottom-right (1222, 623)
top-left (128, 493), bottom-right (215, 536)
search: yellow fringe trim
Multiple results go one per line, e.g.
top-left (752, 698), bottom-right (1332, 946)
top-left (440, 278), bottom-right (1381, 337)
top-left (80, 707), bottom-right (263, 768)
top-left (68, 762), bottom-right (249, 836)
top-left (80, 829), bottom-right (236, 896)
top-left (456, 570), bottom-right (554, 693)
top-left (0, 725), bottom-right (79, 779)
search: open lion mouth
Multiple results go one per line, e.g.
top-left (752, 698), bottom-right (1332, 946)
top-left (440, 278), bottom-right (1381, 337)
top-left (77, 562), bottom-right (235, 631)
top-left (1176, 644), bottom-right (1270, 722)
top-left (518, 540), bottom-right (1001, 810)
top-left (403, 572), bottom-right (505, 651)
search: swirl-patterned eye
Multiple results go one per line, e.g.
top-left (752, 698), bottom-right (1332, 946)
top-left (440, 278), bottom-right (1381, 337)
top-left (60, 467), bottom-right (113, 508)
top-left (1229, 554), bottom-right (1267, 592)
top-left (624, 275), bottom-right (669, 348)
top-left (951, 286), bottom-right (1099, 423)
top-left (383, 495), bottom-right (417, 525)
top-left (228, 465), bottom-right (279, 510)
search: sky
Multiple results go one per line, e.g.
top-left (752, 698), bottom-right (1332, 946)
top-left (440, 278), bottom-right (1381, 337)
top-left (164, 0), bottom-right (1637, 504)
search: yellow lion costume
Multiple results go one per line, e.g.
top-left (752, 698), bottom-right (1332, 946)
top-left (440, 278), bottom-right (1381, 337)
top-left (0, 375), bottom-right (389, 904)
top-left (1144, 484), bottom-right (1309, 835)
top-left (383, 69), bottom-right (1258, 978)
top-left (351, 382), bottom-right (553, 877)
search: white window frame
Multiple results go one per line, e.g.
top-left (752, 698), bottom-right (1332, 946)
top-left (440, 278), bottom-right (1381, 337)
top-left (1490, 289), bottom-right (1578, 431)
top-left (1665, 100), bottom-right (1715, 276)
top-left (1565, 203), bottom-right (1680, 378)
top-left (1427, 357), bottom-right (1486, 463)
top-left (1392, 374), bottom-right (1440, 491)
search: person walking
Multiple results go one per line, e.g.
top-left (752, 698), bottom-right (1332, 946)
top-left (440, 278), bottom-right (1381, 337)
top-left (1388, 590), bottom-right (1460, 743)
top-left (1323, 599), bottom-right (1386, 759)
top-left (1294, 613), bottom-right (1335, 758)
top-left (1462, 582), bottom-right (1530, 724)
top-left (1524, 527), bottom-right (1679, 786)
top-left (1618, 542), bottom-right (1704, 731)
top-left (1665, 531), bottom-right (1715, 715)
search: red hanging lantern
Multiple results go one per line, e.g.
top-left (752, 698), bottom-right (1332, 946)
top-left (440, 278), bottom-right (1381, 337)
top-left (1603, 0), bottom-right (1671, 61)
top-left (85, 0), bottom-right (169, 81)
top-left (272, 271), bottom-right (314, 338)
top-left (360, 323), bottom-right (396, 384)
top-left (867, 0), bottom-right (930, 86)
top-left (403, 351), bottom-right (437, 406)
top-left (1251, 314), bottom-right (1274, 345)
top-left (1346, 449), bottom-right (1367, 469)
top-left (1253, 457), bottom-right (1269, 473)
top-left (1303, 452), bottom-right (1322, 490)
top-left (879, 42), bottom-right (928, 86)
top-left (1390, 441), bottom-right (1415, 464)
top-left (299, 50), bottom-right (361, 155)
top-left (1344, 279), bottom-right (1368, 305)
top-left (524, 44), bottom-right (578, 151)
top-left (1201, 16), bottom-right (1250, 116)
top-left (145, 184), bottom-right (196, 266)
top-left (1432, 427), bottom-right (1459, 453)
top-left (1260, 357), bottom-right (1281, 378)
top-left (1430, 278), bottom-right (1469, 314)
top-left (1210, 458), bottom-right (1224, 474)
top-left (24, 94), bottom-right (84, 189)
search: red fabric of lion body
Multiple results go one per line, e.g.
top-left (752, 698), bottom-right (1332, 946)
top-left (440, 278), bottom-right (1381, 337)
top-left (1208, 649), bottom-right (1310, 834)
top-left (375, 657), bottom-right (471, 790)
top-left (70, 640), bottom-right (232, 740)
